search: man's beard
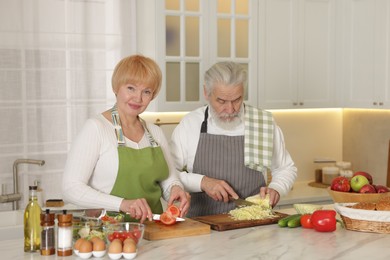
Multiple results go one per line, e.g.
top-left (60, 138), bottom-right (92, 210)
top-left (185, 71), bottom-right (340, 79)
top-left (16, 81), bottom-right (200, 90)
top-left (209, 104), bottom-right (244, 130)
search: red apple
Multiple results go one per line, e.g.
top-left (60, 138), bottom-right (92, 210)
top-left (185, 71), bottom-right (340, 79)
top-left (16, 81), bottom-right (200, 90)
top-left (374, 185), bottom-right (390, 193)
top-left (330, 176), bottom-right (351, 192)
top-left (350, 175), bottom-right (370, 192)
top-left (353, 171), bottom-right (373, 185)
top-left (359, 184), bottom-right (376, 193)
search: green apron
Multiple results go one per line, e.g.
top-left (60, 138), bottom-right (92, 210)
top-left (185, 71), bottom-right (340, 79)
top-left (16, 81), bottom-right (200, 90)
top-left (109, 106), bottom-right (169, 221)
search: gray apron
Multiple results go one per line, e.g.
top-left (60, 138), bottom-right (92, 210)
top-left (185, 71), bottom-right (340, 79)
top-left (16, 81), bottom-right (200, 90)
top-left (188, 107), bottom-right (266, 217)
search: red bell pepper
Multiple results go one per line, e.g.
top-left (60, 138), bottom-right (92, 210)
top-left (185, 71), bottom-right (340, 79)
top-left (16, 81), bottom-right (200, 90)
top-left (311, 210), bottom-right (337, 232)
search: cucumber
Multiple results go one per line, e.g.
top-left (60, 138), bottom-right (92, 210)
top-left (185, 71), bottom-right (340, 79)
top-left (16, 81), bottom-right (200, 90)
top-left (287, 214), bottom-right (302, 228)
top-left (278, 214), bottom-right (301, 227)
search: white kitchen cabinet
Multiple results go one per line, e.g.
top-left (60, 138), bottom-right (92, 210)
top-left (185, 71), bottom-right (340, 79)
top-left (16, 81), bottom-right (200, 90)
top-left (258, 0), bottom-right (340, 109)
top-left (341, 0), bottom-right (390, 109)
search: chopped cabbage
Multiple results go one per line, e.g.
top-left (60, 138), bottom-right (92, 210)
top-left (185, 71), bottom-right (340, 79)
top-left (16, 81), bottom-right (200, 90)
top-left (229, 194), bottom-right (274, 220)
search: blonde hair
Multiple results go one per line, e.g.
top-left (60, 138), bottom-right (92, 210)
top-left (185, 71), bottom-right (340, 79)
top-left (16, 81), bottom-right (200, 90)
top-left (111, 55), bottom-right (162, 99)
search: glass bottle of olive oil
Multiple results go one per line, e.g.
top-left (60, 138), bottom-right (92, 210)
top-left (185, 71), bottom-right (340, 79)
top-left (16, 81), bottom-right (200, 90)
top-left (24, 185), bottom-right (42, 252)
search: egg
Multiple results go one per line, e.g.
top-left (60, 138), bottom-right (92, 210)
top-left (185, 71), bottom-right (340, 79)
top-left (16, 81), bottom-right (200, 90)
top-left (123, 238), bottom-right (136, 245)
top-left (89, 236), bottom-right (100, 244)
top-left (79, 240), bottom-right (93, 253)
top-left (92, 237), bottom-right (106, 251)
top-left (108, 240), bottom-right (122, 254)
top-left (122, 241), bottom-right (136, 253)
top-left (74, 238), bottom-right (87, 251)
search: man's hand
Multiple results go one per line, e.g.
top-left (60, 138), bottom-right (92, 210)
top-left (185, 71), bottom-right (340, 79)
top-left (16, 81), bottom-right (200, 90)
top-left (260, 187), bottom-right (280, 207)
top-left (201, 176), bottom-right (238, 202)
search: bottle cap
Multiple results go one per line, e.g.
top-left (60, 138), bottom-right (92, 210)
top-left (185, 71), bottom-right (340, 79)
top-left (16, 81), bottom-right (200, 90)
top-left (40, 209), bottom-right (55, 226)
top-left (57, 210), bottom-right (73, 226)
top-left (29, 186), bottom-right (38, 190)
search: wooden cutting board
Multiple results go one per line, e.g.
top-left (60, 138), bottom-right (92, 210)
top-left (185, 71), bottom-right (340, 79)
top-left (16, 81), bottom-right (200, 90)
top-left (192, 211), bottom-right (289, 231)
top-left (143, 218), bottom-right (211, 240)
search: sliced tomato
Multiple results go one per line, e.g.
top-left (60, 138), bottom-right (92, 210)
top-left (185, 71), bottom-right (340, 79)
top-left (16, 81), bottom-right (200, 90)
top-left (300, 214), bottom-right (313, 229)
top-left (160, 212), bottom-right (177, 225)
top-left (167, 205), bottom-right (181, 218)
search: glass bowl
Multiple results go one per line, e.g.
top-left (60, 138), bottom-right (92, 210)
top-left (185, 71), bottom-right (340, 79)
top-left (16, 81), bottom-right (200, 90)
top-left (103, 222), bottom-right (145, 246)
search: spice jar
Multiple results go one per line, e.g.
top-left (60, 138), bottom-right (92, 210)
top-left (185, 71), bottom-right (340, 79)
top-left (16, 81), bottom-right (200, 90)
top-left (336, 161), bottom-right (353, 178)
top-left (40, 209), bottom-right (55, 255)
top-left (57, 210), bottom-right (73, 256)
top-left (322, 166), bottom-right (339, 185)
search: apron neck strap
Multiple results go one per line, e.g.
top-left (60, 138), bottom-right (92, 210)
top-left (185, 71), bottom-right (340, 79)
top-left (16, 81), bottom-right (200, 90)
top-left (200, 106), bottom-right (209, 133)
top-left (110, 104), bottom-right (159, 147)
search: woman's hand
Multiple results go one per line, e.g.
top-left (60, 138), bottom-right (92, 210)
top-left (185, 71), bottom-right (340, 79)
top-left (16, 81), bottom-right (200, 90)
top-left (119, 198), bottom-right (153, 223)
top-left (167, 185), bottom-right (191, 217)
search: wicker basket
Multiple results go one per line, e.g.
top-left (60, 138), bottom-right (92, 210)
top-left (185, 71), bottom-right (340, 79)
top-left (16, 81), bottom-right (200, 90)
top-left (334, 203), bottom-right (390, 234)
top-left (340, 215), bottom-right (390, 234)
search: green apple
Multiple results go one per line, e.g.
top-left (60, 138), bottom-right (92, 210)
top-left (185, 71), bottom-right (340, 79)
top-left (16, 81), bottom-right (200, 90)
top-left (350, 175), bottom-right (370, 192)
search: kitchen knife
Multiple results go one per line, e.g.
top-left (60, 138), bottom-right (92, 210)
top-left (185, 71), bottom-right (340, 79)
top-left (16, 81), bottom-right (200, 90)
top-left (152, 214), bottom-right (185, 222)
top-left (230, 197), bottom-right (257, 207)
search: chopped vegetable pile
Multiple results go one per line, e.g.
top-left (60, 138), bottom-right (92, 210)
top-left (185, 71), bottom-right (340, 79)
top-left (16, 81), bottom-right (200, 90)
top-left (229, 194), bottom-right (274, 220)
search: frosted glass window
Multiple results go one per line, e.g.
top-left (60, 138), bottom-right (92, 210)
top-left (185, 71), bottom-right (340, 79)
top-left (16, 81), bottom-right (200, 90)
top-left (166, 62), bottom-right (181, 101)
top-left (185, 17), bottom-right (199, 56)
top-left (218, 19), bottom-right (231, 57)
top-left (185, 0), bottom-right (199, 11)
top-left (236, 19), bottom-right (248, 58)
top-left (218, 0), bottom-right (231, 13)
top-left (166, 0), bottom-right (180, 10)
top-left (166, 16), bottom-right (181, 56)
top-left (235, 0), bottom-right (248, 15)
top-left (185, 62), bottom-right (200, 101)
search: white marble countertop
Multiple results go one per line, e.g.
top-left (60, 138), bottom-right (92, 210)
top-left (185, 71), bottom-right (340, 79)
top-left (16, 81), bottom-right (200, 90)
top-left (3, 204), bottom-right (390, 260)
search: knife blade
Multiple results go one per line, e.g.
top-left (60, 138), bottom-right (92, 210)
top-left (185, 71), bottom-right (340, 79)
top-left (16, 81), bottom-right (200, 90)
top-left (230, 197), bottom-right (257, 207)
top-left (152, 214), bottom-right (185, 222)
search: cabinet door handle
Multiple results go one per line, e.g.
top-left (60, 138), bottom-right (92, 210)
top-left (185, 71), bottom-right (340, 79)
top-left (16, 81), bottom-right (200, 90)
top-left (293, 102), bottom-right (298, 106)
top-left (299, 102), bottom-right (304, 106)
top-left (373, 102), bottom-right (378, 105)
top-left (379, 102), bottom-right (384, 106)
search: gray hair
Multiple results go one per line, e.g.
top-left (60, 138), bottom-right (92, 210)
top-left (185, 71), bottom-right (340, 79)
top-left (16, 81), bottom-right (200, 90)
top-left (204, 61), bottom-right (247, 96)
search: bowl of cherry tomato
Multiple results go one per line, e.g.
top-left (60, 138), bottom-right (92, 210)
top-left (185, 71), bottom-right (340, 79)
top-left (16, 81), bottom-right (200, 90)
top-left (103, 222), bottom-right (144, 246)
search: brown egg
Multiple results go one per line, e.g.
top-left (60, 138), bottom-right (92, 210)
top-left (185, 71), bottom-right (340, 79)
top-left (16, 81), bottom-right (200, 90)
top-left (108, 240), bottom-right (122, 254)
top-left (92, 237), bottom-right (106, 251)
top-left (123, 241), bottom-right (136, 253)
top-left (89, 236), bottom-right (100, 244)
top-left (123, 238), bottom-right (136, 245)
top-left (74, 238), bottom-right (87, 251)
top-left (79, 240), bottom-right (93, 253)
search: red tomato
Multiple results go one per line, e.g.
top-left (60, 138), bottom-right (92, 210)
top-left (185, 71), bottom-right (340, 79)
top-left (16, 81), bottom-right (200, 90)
top-left (160, 212), bottom-right (177, 225)
top-left (300, 214), bottom-right (313, 229)
top-left (107, 233), bottom-right (115, 242)
top-left (132, 229), bottom-right (142, 239)
top-left (122, 231), bottom-right (135, 240)
top-left (167, 205), bottom-right (181, 218)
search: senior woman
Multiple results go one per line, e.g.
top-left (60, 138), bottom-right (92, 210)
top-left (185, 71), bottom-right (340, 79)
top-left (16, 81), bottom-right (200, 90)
top-left (62, 55), bottom-right (190, 223)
